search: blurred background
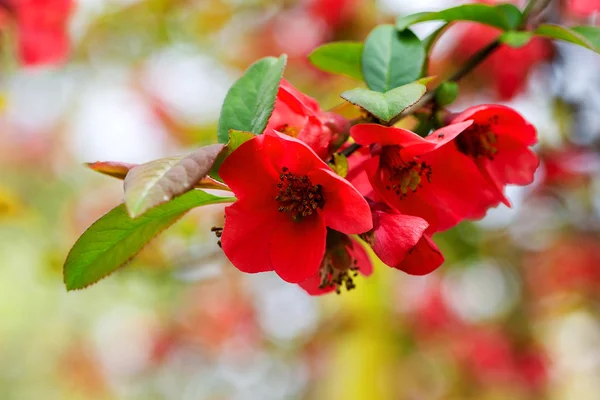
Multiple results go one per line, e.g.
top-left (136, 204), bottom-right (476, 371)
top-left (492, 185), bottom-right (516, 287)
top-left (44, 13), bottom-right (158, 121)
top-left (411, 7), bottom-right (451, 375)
top-left (2, 0), bottom-right (600, 399)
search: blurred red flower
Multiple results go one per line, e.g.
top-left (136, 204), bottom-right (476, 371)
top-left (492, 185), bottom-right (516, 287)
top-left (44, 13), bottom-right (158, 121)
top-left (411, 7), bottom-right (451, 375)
top-left (351, 121), bottom-right (497, 232)
top-left (1, 0), bottom-right (72, 65)
top-left (568, 0), bottom-right (600, 17)
top-left (444, 23), bottom-right (552, 99)
top-left (448, 105), bottom-right (539, 206)
top-left (267, 79), bottom-right (349, 160)
top-left (220, 130), bottom-right (372, 284)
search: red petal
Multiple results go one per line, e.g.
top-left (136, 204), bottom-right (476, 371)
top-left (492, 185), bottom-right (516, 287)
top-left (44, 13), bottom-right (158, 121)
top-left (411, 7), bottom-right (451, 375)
top-left (478, 136), bottom-right (540, 187)
top-left (298, 273), bottom-right (334, 296)
top-left (269, 215), bottom-right (327, 283)
top-left (219, 134), bottom-right (281, 203)
top-left (419, 145), bottom-right (502, 230)
top-left (347, 238), bottom-right (373, 276)
top-left (351, 124), bottom-right (427, 148)
top-left (400, 121), bottom-right (474, 159)
top-left (265, 130), bottom-right (329, 175)
top-left (371, 211), bottom-right (429, 267)
top-left (278, 79), bottom-right (320, 116)
top-left (295, 116), bottom-right (332, 160)
top-left (365, 155), bottom-right (450, 233)
top-left (396, 235), bottom-right (444, 275)
top-left (308, 167), bottom-right (373, 234)
top-left (453, 105), bottom-right (537, 145)
top-left (267, 98), bottom-right (308, 132)
top-left (221, 201), bottom-right (277, 274)
top-left (346, 149), bottom-right (375, 197)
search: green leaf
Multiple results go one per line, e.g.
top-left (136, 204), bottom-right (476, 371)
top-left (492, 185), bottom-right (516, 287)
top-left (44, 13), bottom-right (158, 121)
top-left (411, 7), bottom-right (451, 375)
top-left (572, 26), bottom-right (600, 50)
top-left (416, 76), bottom-right (436, 85)
top-left (534, 24), bottom-right (600, 52)
top-left (217, 55), bottom-right (287, 143)
top-left (308, 41), bottom-right (364, 80)
top-left (435, 81), bottom-right (458, 106)
top-left (210, 130), bottom-right (256, 182)
top-left (499, 31), bottom-right (533, 48)
top-left (396, 4), bottom-right (522, 32)
top-left (86, 161), bottom-right (230, 191)
top-left (329, 153), bottom-right (349, 178)
top-left (123, 144), bottom-right (224, 218)
top-left (362, 25), bottom-right (425, 93)
top-left (63, 190), bottom-right (235, 291)
top-left (341, 83), bottom-right (426, 123)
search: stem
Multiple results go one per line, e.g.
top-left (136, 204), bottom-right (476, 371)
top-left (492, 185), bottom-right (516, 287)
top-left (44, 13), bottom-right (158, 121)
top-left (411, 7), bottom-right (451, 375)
top-left (521, 0), bottom-right (554, 28)
top-left (341, 143), bottom-right (361, 158)
top-left (521, 0), bottom-right (538, 27)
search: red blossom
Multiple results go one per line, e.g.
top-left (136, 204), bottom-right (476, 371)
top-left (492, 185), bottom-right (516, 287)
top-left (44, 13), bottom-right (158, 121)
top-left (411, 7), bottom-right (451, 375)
top-left (367, 205), bottom-right (444, 275)
top-left (448, 104), bottom-right (539, 206)
top-left (267, 79), bottom-right (350, 160)
top-left (345, 154), bottom-right (445, 275)
top-left (350, 122), bottom-right (499, 233)
top-left (2, 0), bottom-right (72, 66)
top-left (568, 0), bottom-right (600, 17)
top-left (219, 130), bottom-right (372, 284)
top-left (298, 230), bottom-right (372, 295)
top-left (441, 23), bottom-right (552, 100)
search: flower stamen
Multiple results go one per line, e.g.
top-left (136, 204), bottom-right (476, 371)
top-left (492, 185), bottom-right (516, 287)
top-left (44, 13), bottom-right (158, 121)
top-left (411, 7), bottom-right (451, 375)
top-left (318, 254), bottom-right (359, 294)
top-left (456, 122), bottom-right (498, 160)
top-left (275, 167), bottom-right (325, 221)
top-left (381, 146), bottom-right (432, 199)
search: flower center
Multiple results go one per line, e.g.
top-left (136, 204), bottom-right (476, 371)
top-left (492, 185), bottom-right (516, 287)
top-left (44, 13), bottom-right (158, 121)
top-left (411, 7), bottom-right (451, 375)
top-left (275, 167), bottom-right (324, 222)
top-left (318, 253), bottom-right (359, 294)
top-left (455, 123), bottom-right (498, 159)
top-left (278, 124), bottom-right (301, 137)
top-left (380, 145), bottom-right (432, 198)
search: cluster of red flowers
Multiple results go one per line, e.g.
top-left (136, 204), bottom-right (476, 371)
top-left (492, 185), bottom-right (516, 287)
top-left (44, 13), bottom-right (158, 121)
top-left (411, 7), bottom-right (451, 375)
top-left (0, 0), bottom-right (72, 66)
top-left (217, 80), bottom-right (539, 295)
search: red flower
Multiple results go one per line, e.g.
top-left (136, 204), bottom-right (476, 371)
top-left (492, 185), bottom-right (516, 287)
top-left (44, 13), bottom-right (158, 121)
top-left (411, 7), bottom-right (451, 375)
top-left (440, 23), bottom-right (552, 100)
top-left (298, 230), bottom-right (372, 295)
top-left (267, 79), bottom-right (349, 160)
top-left (2, 0), bottom-right (72, 66)
top-left (350, 122), bottom-right (499, 232)
top-left (568, 0), bottom-right (600, 17)
top-left (219, 130), bottom-right (372, 284)
top-left (345, 154), bottom-right (444, 275)
top-left (367, 205), bottom-right (444, 275)
top-left (448, 105), bottom-right (539, 206)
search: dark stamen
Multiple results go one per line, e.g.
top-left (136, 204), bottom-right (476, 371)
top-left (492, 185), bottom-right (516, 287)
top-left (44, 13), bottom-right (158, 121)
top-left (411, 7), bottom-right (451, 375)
top-left (275, 167), bottom-right (325, 222)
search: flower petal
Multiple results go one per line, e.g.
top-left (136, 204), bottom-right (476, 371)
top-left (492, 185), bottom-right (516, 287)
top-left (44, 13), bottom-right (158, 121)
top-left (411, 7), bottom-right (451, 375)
top-left (278, 79), bottom-right (320, 115)
top-left (269, 215), bottom-right (327, 283)
top-left (308, 167), bottom-right (373, 234)
top-left (219, 134), bottom-right (280, 203)
top-left (478, 136), bottom-right (540, 187)
top-left (400, 121), bottom-right (474, 159)
top-left (351, 124), bottom-right (428, 148)
top-left (346, 148), bottom-right (375, 198)
top-left (221, 201), bottom-right (277, 274)
top-left (419, 145), bottom-right (502, 230)
top-left (452, 105), bottom-right (536, 145)
top-left (371, 211), bottom-right (429, 267)
top-left (265, 130), bottom-right (329, 175)
top-left (347, 238), bottom-right (373, 276)
top-left (396, 235), bottom-right (444, 275)
top-left (298, 273), bottom-right (333, 296)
